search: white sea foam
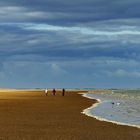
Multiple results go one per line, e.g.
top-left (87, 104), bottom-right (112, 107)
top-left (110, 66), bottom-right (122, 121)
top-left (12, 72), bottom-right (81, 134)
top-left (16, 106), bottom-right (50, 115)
top-left (79, 92), bottom-right (140, 129)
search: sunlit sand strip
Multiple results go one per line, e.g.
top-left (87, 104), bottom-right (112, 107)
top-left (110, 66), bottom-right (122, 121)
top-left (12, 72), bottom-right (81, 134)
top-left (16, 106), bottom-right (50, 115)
top-left (0, 89), bottom-right (45, 99)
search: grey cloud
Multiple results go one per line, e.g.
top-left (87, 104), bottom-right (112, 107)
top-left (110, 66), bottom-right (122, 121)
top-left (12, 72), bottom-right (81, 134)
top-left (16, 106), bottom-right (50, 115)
top-left (1, 22), bottom-right (140, 64)
top-left (105, 69), bottom-right (140, 78)
top-left (0, 0), bottom-right (140, 25)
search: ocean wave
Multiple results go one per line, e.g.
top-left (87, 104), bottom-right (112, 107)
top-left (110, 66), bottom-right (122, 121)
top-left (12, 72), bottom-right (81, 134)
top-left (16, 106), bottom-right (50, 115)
top-left (79, 92), bottom-right (140, 129)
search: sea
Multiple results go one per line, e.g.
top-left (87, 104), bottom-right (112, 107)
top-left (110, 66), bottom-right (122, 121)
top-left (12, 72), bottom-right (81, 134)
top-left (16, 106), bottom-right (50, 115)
top-left (81, 89), bottom-right (140, 128)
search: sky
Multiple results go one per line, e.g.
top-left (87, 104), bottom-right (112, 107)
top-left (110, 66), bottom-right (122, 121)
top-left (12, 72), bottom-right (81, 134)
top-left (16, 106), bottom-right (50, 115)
top-left (0, 0), bottom-right (140, 89)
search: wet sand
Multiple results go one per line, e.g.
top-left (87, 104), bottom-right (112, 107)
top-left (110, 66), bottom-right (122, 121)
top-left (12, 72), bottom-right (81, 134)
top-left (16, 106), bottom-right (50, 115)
top-left (0, 89), bottom-right (139, 140)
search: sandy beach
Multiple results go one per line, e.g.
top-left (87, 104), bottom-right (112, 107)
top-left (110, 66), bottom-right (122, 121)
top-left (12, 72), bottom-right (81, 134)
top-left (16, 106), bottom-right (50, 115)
top-left (0, 89), bottom-right (139, 140)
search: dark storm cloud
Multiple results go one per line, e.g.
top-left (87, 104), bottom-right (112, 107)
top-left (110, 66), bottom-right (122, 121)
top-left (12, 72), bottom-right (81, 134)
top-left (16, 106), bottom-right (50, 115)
top-left (1, 23), bottom-right (140, 88)
top-left (1, 22), bottom-right (140, 63)
top-left (0, 0), bottom-right (140, 25)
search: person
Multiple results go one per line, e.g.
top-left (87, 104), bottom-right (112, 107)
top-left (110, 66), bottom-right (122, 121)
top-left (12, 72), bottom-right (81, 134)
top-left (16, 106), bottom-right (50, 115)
top-left (45, 89), bottom-right (48, 96)
top-left (52, 88), bottom-right (56, 96)
top-left (62, 88), bottom-right (65, 96)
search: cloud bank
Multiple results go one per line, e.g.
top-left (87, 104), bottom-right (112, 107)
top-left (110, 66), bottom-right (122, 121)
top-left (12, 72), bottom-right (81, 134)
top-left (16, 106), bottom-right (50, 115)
top-left (0, 0), bottom-right (140, 88)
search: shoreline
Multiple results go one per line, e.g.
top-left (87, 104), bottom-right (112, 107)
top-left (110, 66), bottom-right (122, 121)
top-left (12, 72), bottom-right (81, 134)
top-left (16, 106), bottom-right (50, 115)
top-left (80, 92), bottom-right (140, 129)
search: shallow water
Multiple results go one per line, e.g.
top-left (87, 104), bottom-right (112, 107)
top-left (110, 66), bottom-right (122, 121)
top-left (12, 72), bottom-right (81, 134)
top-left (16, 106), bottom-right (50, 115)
top-left (82, 89), bottom-right (140, 128)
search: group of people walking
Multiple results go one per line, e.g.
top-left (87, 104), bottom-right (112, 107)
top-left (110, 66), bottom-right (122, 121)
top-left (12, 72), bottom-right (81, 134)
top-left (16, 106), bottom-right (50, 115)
top-left (45, 88), bottom-right (65, 96)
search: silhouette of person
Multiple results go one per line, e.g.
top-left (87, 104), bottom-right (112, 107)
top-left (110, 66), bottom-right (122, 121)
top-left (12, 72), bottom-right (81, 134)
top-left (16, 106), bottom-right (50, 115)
top-left (52, 88), bottom-right (56, 96)
top-left (62, 88), bottom-right (65, 96)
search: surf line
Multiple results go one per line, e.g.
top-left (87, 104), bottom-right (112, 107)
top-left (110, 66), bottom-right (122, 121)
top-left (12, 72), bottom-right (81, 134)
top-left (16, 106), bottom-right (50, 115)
top-left (79, 92), bottom-right (140, 129)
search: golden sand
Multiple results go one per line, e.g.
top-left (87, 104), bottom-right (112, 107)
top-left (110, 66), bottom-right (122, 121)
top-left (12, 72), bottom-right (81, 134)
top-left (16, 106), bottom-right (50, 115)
top-left (0, 89), bottom-right (139, 140)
